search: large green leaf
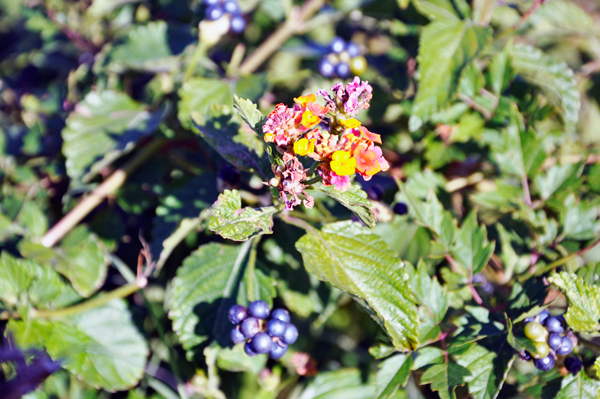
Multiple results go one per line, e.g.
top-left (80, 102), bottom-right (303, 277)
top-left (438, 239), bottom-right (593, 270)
top-left (18, 226), bottom-right (108, 298)
top-left (208, 190), bottom-right (278, 241)
top-left (374, 217), bottom-right (432, 266)
top-left (450, 211), bottom-right (495, 275)
top-left (534, 163), bottom-right (583, 201)
top-left (168, 242), bottom-right (276, 359)
top-left (553, 372), bottom-right (600, 399)
top-left (233, 95), bottom-right (266, 135)
top-left (8, 300), bottom-right (148, 391)
top-left (549, 272), bottom-right (600, 333)
top-left (507, 43), bottom-right (580, 132)
top-left (577, 263), bottom-right (600, 287)
top-left (410, 20), bottom-right (491, 128)
top-left (62, 90), bottom-right (164, 184)
top-left (299, 368), bottom-right (376, 399)
top-left (178, 78), bottom-right (232, 129)
top-left (412, 0), bottom-right (470, 21)
top-left (375, 354), bottom-right (413, 399)
top-left (420, 362), bottom-right (470, 399)
top-left (310, 182), bottom-right (376, 229)
top-left (558, 194), bottom-right (600, 241)
top-left (295, 221), bottom-right (419, 350)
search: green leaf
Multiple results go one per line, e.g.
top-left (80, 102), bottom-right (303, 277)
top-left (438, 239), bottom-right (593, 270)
top-left (412, 0), bottom-right (470, 21)
top-left (559, 194), bottom-right (600, 241)
top-left (411, 20), bottom-right (491, 126)
top-left (577, 263), bottom-right (600, 287)
top-left (549, 272), bottom-right (600, 333)
top-left (450, 211), bottom-right (495, 275)
top-left (16, 201), bottom-right (48, 237)
top-left (8, 300), bottom-right (148, 391)
top-left (375, 354), bottom-right (413, 399)
top-left (595, 357), bottom-right (600, 379)
top-left (310, 182), bottom-right (376, 229)
top-left (507, 43), bottom-right (580, 132)
top-left (87, 0), bottom-right (141, 17)
top-left (488, 51), bottom-right (512, 96)
top-left (169, 242), bottom-right (275, 359)
top-left (507, 278), bottom-right (548, 322)
top-left (295, 221), bottom-right (419, 350)
top-left (62, 90), bottom-right (164, 184)
top-left (554, 372), bottom-right (600, 399)
top-left (530, 0), bottom-right (598, 37)
top-left (374, 217), bottom-right (432, 266)
top-left (534, 163), bottom-right (583, 201)
top-left (18, 226), bottom-right (108, 298)
top-left (299, 368), bottom-right (376, 399)
top-left (208, 190), bottom-right (277, 241)
top-left (217, 344), bottom-right (267, 374)
top-left (178, 78), bottom-right (232, 129)
top-left (420, 362), bottom-right (470, 399)
top-left (233, 95), bottom-right (266, 135)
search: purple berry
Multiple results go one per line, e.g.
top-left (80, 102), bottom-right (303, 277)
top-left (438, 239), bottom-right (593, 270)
top-left (240, 317), bottom-right (260, 339)
top-left (269, 340), bottom-right (288, 359)
top-left (205, 5), bottom-right (224, 20)
top-left (346, 42), bottom-right (361, 57)
top-left (557, 337), bottom-right (573, 355)
top-left (523, 317), bottom-right (535, 324)
top-left (271, 309), bottom-right (291, 323)
top-left (228, 304), bottom-right (248, 324)
top-left (267, 319), bottom-right (287, 338)
top-left (231, 326), bottom-right (246, 344)
top-left (249, 300), bottom-right (270, 319)
top-left (282, 324), bottom-right (298, 345)
top-left (244, 341), bottom-right (258, 357)
top-left (533, 355), bottom-right (555, 371)
top-left (519, 351), bottom-right (532, 361)
top-left (329, 37), bottom-right (346, 54)
top-left (544, 317), bottom-right (564, 334)
top-left (203, 0), bottom-right (220, 5)
top-left (251, 332), bottom-right (273, 354)
top-left (222, 0), bottom-right (240, 14)
top-left (393, 202), bottom-right (408, 215)
top-left (336, 63), bottom-right (350, 79)
top-left (538, 309), bottom-right (550, 324)
top-left (548, 333), bottom-right (562, 351)
top-left (366, 184), bottom-right (384, 201)
top-left (230, 15), bottom-right (246, 33)
top-left (319, 58), bottom-right (335, 78)
top-left (564, 357), bottom-right (582, 375)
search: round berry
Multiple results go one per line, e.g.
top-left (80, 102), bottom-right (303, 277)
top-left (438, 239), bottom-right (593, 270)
top-left (222, 0), bottom-right (240, 14)
top-left (366, 184), bottom-right (384, 201)
top-left (251, 332), bottom-right (273, 354)
top-left (538, 309), bottom-right (551, 324)
top-left (230, 15), bottom-right (246, 33)
top-left (267, 319), bottom-right (287, 338)
top-left (544, 317), bottom-right (565, 334)
top-left (203, 0), bottom-right (220, 5)
top-left (393, 202), bottom-right (408, 215)
top-left (244, 341), bottom-right (258, 357)
top-left (231, 326), bottom-right (246, 344)
top-left (564, 357), bottom-right (583, 375)
top-left (350, 56), bottom-right (368, 76)
top-left (240, 317), bottom-right (260, 339)
top-left (271, 308), bottom-right (291, 323)
top-left (228, 304), bottom-right (247, 324)
top-left (556, 336), bottom-right (574, 355)
top-left (533, 355), bottom-right (555, 371)
top-left (319, 58), bottom-right (335, 78)
top-left (339, 51), bottom-right (351, 64)
top-left (329, 37), bottom-right (346, 54)
top-left (533, 342), bottom-right (550, 359)
top-left (269, 340), bottom-right (288, 359)
top-left (205, 5), bottom-right (224, 20)
top-left (282, 324), bottom-right (298, 345)
top-left (249, 300), bottom-right (270, 319)
top-left (547, 333), bottom-right (562, 351)
top-left (346, 42), bottom-right (361, 57)
top-left (336, 63), bottom-right (350, 79)
top-left (524, 322), bottom-right (546, 341)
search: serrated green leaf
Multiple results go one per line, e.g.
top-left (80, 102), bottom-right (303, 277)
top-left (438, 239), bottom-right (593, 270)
top-left (549, 272), bottom-right (600, 332)
top-left (595, 357), bottom-right (600, 379)
top-left (208, 190), bottom-right (277, 241)
top-left (577, 264), bottom-right (600, 287)
top-left (8, 300), bottom-right (148, 391)
top-left (16, 201), bottom-right (48, 237)
top-left (375, 354), bottom-right (413, 399)
top-left (451, 211), bottom-right (495, 275)
top-left (18, 226), bottom-right (108, 298)
top-left (233, 95), bottom-right (266, 135)
top-left (554, 372), bottom-right (600, 399)
top-left (507, 278), bottom-right (547, 322)
top-left (421, 362), bottom-right (470, 399)
top-left (299, 368), bottom-right (376, 399)
top-left (295, 221), bottom-right (419, 350)
top-left (411, 20), bottom-right (491, 124)
top-left (559, 194), bottom-right (600, 241)
top-left (374, 217), bottom-right (432, 266)
top-left (412, 0), bottom-right (470, 21)
top-left (217, 344), bottom-right (267, 375)
top-left (178, 78), bottom-right (232, 129)
top-left (530, 0), bottom-right (598, 37)
top-left (169, 242), bottom-right (276, 359)
top-left (507, 43), bottom-right (580, 132)
top-left (310, 182), bottom-right (376, 229)
top-left (534, 163), bottom-right (583, 201)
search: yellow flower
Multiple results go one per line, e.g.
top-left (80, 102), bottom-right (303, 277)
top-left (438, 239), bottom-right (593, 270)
top-left (293, 138), bottom-right (315, 156)
top-left (264, 132), bottom-right (275, 142)
top-left (301, 110), bottom-right (320, 128)
top-left (294, 94), bottom-right (316, 106)
top-left (339, 118), bottom-right (361, 129)
top-left (330, 150), bottom-right (356, 176)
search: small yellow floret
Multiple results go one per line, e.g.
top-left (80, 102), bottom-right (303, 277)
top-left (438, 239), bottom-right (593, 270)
top-left (264, 132), bottom-right (275, 142)
top-left (330, 150), bottom-right (356, 176)
top-left (339, 118), bottom-right (361, 129)
top-left (301, 110), bottom-right (320, 128)
top-left (293, 138), bottom-right (315, 156)
top-left (294, 94), bottom-right (316, 106)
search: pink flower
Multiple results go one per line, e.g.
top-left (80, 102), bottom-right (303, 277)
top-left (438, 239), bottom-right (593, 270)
top-left (318, 77), bottom-right (373, 117)
top-left (263, 104), bottom-right (296, 146)
top-left (331, 173), bottom-right (352, 191)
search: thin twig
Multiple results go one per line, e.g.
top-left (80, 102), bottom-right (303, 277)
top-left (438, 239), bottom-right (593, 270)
top-left (521, 174), bottom-right (532, 207)
top-left (457, 93), bottom-right (493, 120)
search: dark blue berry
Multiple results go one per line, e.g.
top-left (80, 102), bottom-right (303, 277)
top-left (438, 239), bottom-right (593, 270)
top-left (222, 0), bottom-right (240, 14)
top-left (319, 58), bottom-right (335, 78)
top-left (533, 355), bottom-right (555, 371)
top-left (249, 300), bottom-right (270, 319)
top-left (523, 317), bottom-right (535, 324)
top-left (366, 184), bottom-right (384, 201)
top-left (556, 315), bottom-right (566, 327)
top-left (228, 304), bottom-right (247, 324)
top-left (544, 317), bottom-right (564, 334)
top-left (538, 309), bottom-right (551, 324)
top-left (271, 308), bottom-right (291, 323)
top-left (548, 333), bottom-right (562, 351)
top-left (267, 319), bottom-right (287, 338)
top-left (231, 326), bottom-right (246, 344)
top-left (564, 357), bottom-right (582, 375)
top-left (557, 337), bottom-right (573, 355)
top-left (251, 332), bottom-right (273, 354)
top-left (230, 15), bottom-right (246, 33)
top-left (336, 63), bottom-right (350, 79)
top-left (393, 202), bottom-right (408, 215)
top-left (240, 317), bottom-right (260, 339)
top-left (269, 340), bottom-right (288, 359)
top-left (282, 324), bottom-right (298, 345)
top-left (346, 42), bottom-right (361, 57)
top-left (244, 341), bottom-right (258, 357)
top-left (205, 5), bottom-right (224, 20)
top-left (519, 351), bottom-right (532, 361)
top-left (329, 37), bottom-right (346, 54)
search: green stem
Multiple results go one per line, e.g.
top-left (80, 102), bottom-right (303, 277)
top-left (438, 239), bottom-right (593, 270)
top-left (184, 42), bottom-right (208, 83)
top-left (575, 334), bottom-right (600, 353)
top-left (304, 176), bottom-right (323, 185)
top-left (247, 237), bottom-right (261, 302)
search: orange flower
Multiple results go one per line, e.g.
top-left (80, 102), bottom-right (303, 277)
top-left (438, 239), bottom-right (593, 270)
top-left (294, 94), bottom-right (316, 107)
top-left (301, 110), bottom-right (320, 128)
top-left (354, 144), bottom-right (383, 176)
top-left (330, 150), bottom-right (356, 176)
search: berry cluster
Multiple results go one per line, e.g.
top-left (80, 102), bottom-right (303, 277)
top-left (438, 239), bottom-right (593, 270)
top-left (521, 310), bottom-right (581, 374)
top-left (319, 37), bottom-right (367, 79)
top-left (203, 0), bottom-right (246, 33)
top-left (229, 301), bottom-right (298, 359)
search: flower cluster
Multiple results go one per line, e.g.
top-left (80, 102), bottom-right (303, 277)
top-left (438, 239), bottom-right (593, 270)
top-left (263, 77), bottom-right (389, 210)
